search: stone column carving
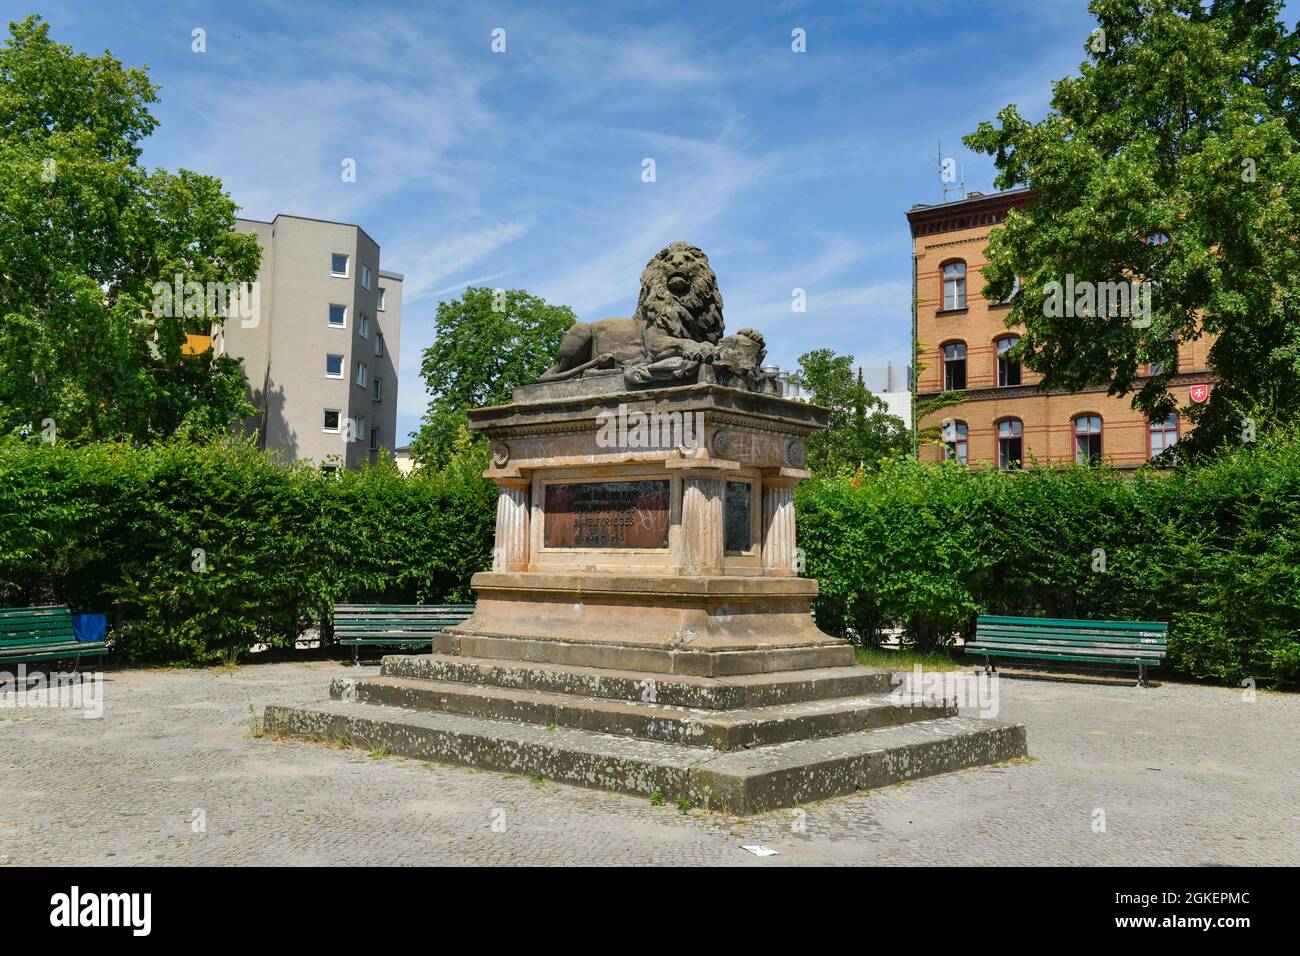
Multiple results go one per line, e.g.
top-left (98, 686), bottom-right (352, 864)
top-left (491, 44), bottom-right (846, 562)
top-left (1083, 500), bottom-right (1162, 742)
top-left (492, 479), bottom-right (530, 571)
top-left (762, 470), bottom-right (806, 575)
top-left (681, 477), bottom-right (724, 573)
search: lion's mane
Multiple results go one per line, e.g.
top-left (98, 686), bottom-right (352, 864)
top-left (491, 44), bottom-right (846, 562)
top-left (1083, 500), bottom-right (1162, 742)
top-left (633, 242), bottom-right (725, 343)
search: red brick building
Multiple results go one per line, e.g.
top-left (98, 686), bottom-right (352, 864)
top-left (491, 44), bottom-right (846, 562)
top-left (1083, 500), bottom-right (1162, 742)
top-left (907, 188), bottom-right (1216, 468)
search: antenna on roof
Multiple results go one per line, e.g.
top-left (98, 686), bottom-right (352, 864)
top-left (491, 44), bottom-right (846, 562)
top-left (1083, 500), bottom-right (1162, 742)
top-left (937, 141), bottom-right (965, 203)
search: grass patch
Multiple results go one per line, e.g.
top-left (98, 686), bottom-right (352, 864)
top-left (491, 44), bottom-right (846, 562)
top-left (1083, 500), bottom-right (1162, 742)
top-left (649, 790), bottom-right (664, 807)
top-left (854, 646), bottom-right (965, 672)
top-left (246, 704), bottom-right (263, 739)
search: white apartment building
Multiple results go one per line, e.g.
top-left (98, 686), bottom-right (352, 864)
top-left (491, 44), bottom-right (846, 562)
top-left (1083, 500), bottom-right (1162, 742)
top-left (214, 214), bottom-right (403, 470)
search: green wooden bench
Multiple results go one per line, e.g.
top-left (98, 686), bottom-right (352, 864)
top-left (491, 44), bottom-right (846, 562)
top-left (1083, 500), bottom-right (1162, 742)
top-left (333, 604), bottom-right (475, 664)
top-left (0, 605), bottom-right (109, 668)
top-left (966, 614), bottom-right (1168, 687)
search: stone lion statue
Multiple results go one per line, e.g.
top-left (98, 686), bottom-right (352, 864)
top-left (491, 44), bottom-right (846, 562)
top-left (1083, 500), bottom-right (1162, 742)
top-left (539, 241), bottom-right (728, 384)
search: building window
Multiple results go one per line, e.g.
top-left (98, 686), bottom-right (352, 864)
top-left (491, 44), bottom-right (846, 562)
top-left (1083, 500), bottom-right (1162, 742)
top-left (353, 416), bottom-right (365, 443)
top-left (942, 342), bottom-right (967, 391)
top-left (361, 264), bottom-right (373, 291)
top-left (942, 260), bottom-right (966, 310)
top-left (1074, 414), bottom-right (1103, 464)
top-left (1148, 330), bottom-right (1177, 377)
top-left (331, 254), bottom-right (349, 277)
top-left (1000, 275), bottom-right (1021, 304)
top-left (369, 427), bottom-right (380, 451)
top-left (997, 419), bottom-right (1023, 471)
top-left (359, 313), bottom-right (370, 339)
top-left (372, 378), bottom-right (382, 401)
top-left (943, 420), bottom-right (968, 465)
top-left (1150, 413), bottom-right (1179, 458)
top-left (355, 362), bottom-right (367, 387)
top-left (322, 409), bottom-right (341, 433)
top-left (375, 333), bottom-right (384, 357)
top-left (996, 336), bottom-right (1021, 387)
top-left (378, 288), bottom-right (386, 311)
top-left (329, 303), bottom-right (347, 328)
top-left (325, 354), bottom-right (344, 378)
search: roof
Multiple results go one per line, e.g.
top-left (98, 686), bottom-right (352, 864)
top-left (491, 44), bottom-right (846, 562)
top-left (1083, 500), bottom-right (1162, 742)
top-left (235, 213), bottom-right (382, 252)
top-left (908, 186), bottom-right (1033, 212)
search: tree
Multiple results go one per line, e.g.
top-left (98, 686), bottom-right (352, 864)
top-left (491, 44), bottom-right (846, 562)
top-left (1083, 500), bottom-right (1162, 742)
top-left (964, 0), bottom-right (1300, 455)
top-left (412, 287), bottom-right (575, 467)
top-left (789, 348), bottom-right (910, 474)
top-left (0, 16), bottom-right (260, 443)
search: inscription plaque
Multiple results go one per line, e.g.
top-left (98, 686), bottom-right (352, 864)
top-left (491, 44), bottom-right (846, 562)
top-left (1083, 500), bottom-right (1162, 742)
top-left (724, 480), bottom-right (753, 553)
top-left (544, 480), bottom-right (671, 549)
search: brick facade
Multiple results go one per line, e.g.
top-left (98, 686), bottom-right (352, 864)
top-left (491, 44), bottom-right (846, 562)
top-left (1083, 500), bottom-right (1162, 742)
top-left (907, 189), bottom-right (1216, 468)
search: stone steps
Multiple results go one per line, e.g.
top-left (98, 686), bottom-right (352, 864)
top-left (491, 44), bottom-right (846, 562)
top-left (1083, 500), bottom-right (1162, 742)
top-left (263, 699), bottom-right (1027, 814)
top-left (333, 674), bottom-right (950, 751)
top-left (380, 653), bottom-right (896, 709)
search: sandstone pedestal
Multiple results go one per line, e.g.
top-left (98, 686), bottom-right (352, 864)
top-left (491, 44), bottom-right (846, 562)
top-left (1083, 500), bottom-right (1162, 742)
top-left (455, 381), bottom-right (849, 676)
top-left (267, 381), bottom-right (1027, 812)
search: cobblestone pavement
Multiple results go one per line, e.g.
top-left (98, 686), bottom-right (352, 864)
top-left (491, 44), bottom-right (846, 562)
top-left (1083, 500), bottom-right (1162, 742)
top-left (2, 660), bottom-right (1297, 866)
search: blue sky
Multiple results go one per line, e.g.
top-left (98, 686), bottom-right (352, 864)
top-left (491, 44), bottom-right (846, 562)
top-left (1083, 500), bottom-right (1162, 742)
top-left (10, 0), bottom-right (1117, 442)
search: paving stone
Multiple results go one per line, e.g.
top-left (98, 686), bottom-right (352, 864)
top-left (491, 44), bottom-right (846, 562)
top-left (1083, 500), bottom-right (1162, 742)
top-left (1, 661), bottom-right (1296, 865)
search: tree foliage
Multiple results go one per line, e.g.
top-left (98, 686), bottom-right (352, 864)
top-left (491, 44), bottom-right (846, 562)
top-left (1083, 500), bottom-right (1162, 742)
top-left (789, 348), bottom-right (911, 474)
top-left (964, 0), bottom-right (1300, 455)
top-left (412, 287), bottom-right (574, 467)
top-left (0, 15), bottom-right (260, 443)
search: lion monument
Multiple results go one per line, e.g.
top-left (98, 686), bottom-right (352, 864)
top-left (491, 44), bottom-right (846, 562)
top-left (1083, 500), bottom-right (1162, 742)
top-left (539, 241), bottom-right (776, 392)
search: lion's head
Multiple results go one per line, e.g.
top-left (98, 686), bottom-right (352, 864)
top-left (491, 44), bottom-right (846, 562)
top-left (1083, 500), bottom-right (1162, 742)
top-left (634, 242), bottom-right (724, 343)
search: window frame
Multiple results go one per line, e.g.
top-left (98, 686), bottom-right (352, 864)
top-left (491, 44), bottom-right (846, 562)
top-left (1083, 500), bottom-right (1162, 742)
top-left (377, 287), bottom-right (386, 311)
top-left (372, 377), bottom-right (382, 402)
top-left (943, 419), bottom-right (969, 465)
top-left (358, 313), bottom-right (370, 339)
top-left (996, 335), bottom-right (1021, 387)
top-left (330, 253), bottom-right (350, 278)
top-left (1149, 413), bottom-right (1180, 459)
top-left (354, 361), bottom-right (367, 388)
top-left (360, 264), bottom-right (373, 291)
top-left (996, 418), bottom-right (1024, 471)
top-left (940, 259), bottom-right (967, 311)
top-left (375, 333), bottom-right (384, 357)
top-left (328, 303), bottom-right (347, 328)
top-left (325, 353), bottom-right (345, 379)
top-left (1073, 413), bottom-right (1103, 464)
top-left (322, 409), bottom-right (342, 433)
top-left (942, 341), bottom-right (967, 391)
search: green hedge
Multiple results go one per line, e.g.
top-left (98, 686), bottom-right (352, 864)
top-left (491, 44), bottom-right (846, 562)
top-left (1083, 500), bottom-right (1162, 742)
top-left (0, 436), bottom-right (493, 663)
top-left (798, 434), bottom-right (1300, 687)
top-left (3, 432), bottom-right (1297, 684)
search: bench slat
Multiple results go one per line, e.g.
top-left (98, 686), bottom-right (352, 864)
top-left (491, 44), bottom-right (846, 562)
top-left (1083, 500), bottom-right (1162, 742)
top-left (967, 641), bottom-right (1165, 660)
top-left (977, 629), bottom-right (1165, 645)
top-left (972, 633), bottom-right (1167, 650)
top-left (978, 615), bottom-right (1167, 631)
